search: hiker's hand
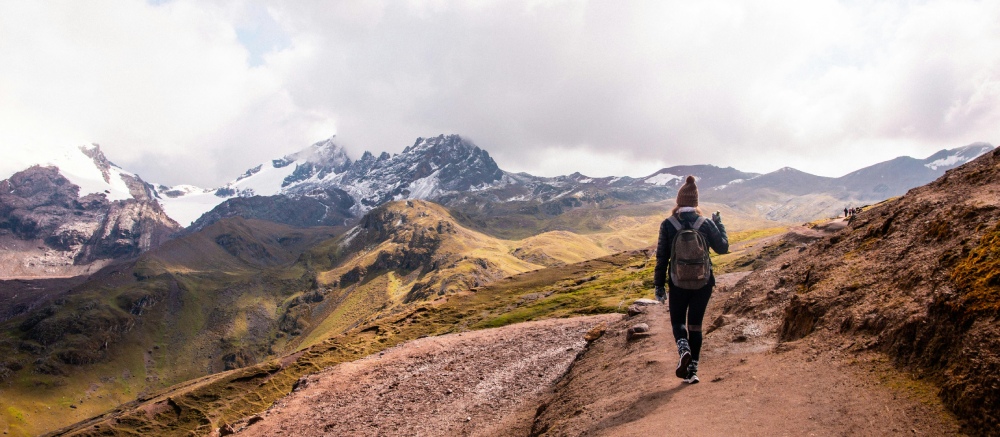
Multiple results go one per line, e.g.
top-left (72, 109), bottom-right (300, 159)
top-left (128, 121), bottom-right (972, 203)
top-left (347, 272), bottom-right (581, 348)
top-left (655, 286), bottom-right (666, 304)
top-left (712, 211), bottom-right (722, 224)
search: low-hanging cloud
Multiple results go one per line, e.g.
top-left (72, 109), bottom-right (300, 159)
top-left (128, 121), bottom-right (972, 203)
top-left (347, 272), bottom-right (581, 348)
top-left (1, 0), bottom-right (998, 187)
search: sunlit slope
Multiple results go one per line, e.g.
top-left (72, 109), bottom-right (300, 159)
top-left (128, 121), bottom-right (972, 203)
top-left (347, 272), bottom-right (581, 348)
top-left (292, 200), bottom-right (549, 347)
top-left (291, 199), bottom-right (751, 345)
top-left (262, 199), bottom-right (774, 350)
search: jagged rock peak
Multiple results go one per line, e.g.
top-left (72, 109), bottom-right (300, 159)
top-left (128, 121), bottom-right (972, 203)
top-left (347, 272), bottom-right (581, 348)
top-left (403, 135), bottom-right (502, 175)
top-left (400, 134), bottom-right (504, 191)
top-left (284, 136), bottom-right (352, 168)
top-left (406, 134), bottom-right (482, 156)
top-left (279, 137), bottom-right (354, 188)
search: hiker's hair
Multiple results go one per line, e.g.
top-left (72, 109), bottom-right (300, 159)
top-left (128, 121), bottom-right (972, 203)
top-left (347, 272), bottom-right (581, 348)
top-left (671, 205), bottom-right (703, 216)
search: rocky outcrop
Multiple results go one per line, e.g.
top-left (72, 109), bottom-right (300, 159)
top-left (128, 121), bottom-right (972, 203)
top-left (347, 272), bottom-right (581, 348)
top-left (0, 166), bottom-right (180, 277)
top-left (297, 134), bottom-right (508, 212)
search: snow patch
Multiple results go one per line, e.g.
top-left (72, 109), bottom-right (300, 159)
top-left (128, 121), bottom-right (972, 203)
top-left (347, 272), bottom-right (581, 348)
top-left (407, 171), bottom-right (443, 199)
top-left (924, 154), bottom-right (963, 170)
top-left (229, 161), bottom-right (298, 196)
top-left (644, 173), bottom-right (681, 186)
top-left (43, 146), bottom-right (134, 201)
top-left (552, 189), bottom-right (576, 199)
top-left (713, 179), bottom-right (746, 190)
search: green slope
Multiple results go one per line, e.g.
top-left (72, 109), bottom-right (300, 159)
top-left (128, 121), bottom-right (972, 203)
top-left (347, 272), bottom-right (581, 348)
top-left (0, 218), bottom-right (344, 436)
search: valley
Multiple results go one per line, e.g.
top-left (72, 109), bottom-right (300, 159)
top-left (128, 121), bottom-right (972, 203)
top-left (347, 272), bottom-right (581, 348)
top-left (0, 137), bottom-right (997, 436)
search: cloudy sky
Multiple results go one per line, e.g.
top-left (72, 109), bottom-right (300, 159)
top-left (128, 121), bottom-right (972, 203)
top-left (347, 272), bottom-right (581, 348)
top-left (2, 0), bottom-right (998, 187)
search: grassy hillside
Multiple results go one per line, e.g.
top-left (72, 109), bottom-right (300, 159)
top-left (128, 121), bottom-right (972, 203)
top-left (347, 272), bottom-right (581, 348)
top-left (0, 219), bottom-right (343, 436)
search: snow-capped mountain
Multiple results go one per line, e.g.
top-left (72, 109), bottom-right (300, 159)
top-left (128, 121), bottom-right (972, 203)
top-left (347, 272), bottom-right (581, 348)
top-left (154, 137), bottom-right (355, 226)
top-left (15, 144), bottom-right (148, 202)
top-left (166, 134), bottom-right (508, 228)
top-left (15, 137), bottom-right (994, 233)
top-left (0, 145), bottom-right (180, 278)
top-left (284, 134), bottom-right (505, 209)
top-left (185, 133), bottom-right (770, 230)
top-left (4, 136), bottom-right (991, 277)
top-left (165, 135), bottom-right (994, 229)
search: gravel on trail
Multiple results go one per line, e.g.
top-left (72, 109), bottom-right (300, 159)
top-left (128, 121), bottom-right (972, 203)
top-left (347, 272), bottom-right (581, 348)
top-left (232, 314), bottom-right (621, 437)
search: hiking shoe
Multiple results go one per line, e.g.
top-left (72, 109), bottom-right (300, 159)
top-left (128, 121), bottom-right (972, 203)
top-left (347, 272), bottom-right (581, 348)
top-left (675, 350), bottom-right (692, 378)
top-left (683, 371), bottom-right (700, 384)
top-left (684, 361), bottom-right (699, 384)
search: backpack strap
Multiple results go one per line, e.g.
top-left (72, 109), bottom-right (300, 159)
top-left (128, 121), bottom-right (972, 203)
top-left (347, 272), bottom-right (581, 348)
top-left (691, 216), bottom-right (707, 231)
top-left (668, 215), bottom-right (707, 231)
top-left (667, 216), bottom-right (683, 231)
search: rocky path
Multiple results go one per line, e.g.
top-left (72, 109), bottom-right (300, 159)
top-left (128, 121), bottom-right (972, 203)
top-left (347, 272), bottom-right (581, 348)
top-left (230, 314), bottom-right (621, 436)
top-left (226, 273), bottom-right (962, 437)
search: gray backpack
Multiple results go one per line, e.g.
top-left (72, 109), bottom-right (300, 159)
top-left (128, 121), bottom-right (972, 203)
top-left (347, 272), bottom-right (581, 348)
top-left (667, 216), bottom-right (711, 289)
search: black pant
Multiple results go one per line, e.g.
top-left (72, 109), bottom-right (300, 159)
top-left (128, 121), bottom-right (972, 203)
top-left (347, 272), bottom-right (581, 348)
top-left (668, 282), bottom-right (713, 361)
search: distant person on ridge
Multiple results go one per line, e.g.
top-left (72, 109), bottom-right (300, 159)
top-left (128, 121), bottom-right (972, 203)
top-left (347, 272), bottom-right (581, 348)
top-left (654, 176), bottom-right (728, 384)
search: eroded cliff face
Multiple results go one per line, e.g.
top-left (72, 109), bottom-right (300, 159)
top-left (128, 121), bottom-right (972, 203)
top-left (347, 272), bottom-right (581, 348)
top-left (0, 166), bottom-right (180, 278)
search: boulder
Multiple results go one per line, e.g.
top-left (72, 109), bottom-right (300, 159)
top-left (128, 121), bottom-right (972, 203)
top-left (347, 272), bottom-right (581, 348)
top-left (626, 323), bottom-right (650, 341)
top-left (584, 322), bottom-right (607, 342)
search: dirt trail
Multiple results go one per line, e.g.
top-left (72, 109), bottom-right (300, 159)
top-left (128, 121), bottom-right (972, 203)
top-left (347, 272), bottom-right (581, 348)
top-left (231, 314), bottom-right (621, 437)
top-left (226, 272), bottom-right (961, 437)
top-left (526, 273), bottom-right (962, 436)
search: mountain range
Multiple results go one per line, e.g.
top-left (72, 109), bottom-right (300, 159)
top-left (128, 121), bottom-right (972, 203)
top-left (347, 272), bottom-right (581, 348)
top-left (156, 134), bottom-right (994, 227)
top-left (1, 135), bottom-right (998, 435)
top-left (0, 135), bottom-right (992, 280)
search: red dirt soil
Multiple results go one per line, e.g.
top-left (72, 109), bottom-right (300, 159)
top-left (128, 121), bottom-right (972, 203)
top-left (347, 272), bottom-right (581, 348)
top-left (226, 272), bottom-right (961, 437)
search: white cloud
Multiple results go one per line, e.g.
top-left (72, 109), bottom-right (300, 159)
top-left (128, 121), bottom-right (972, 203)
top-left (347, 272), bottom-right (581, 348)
top-left (0, 0), bottom-right (333, 186)
top-left (1, 0), bottom-right (998, 187)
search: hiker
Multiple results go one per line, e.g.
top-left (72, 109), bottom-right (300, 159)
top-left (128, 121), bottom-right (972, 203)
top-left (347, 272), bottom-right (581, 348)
top-left (844, 207), bottom-right (848, 218)
top-left (653, 176), bottom-right (729, 384)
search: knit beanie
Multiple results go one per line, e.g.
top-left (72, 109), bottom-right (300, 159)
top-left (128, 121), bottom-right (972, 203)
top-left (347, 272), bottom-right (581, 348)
top-left (676, 175), bottom-right (699, 207)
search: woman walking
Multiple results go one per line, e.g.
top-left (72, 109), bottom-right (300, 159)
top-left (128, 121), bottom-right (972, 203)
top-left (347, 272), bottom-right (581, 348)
top-left (654, 176), bottom-right (728, 384)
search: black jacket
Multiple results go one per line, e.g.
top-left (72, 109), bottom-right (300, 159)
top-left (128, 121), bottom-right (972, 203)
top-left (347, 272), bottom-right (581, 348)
top-left (654, 211), bottom-right (729, 288)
